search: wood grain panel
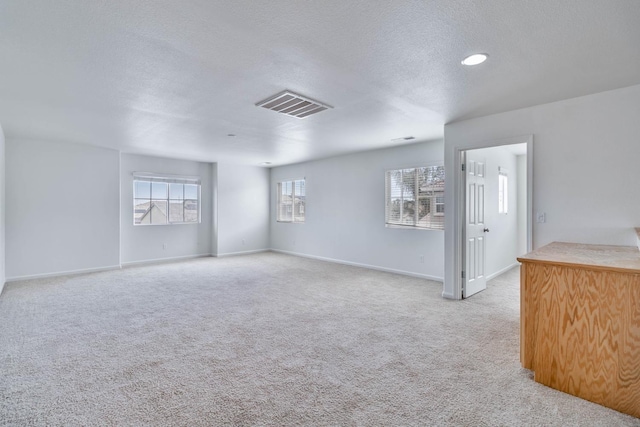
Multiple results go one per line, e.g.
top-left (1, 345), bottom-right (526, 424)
top-left (520, 264), bottom-right (537, 370)
top-left (522, 261), bottom-right (640, 418)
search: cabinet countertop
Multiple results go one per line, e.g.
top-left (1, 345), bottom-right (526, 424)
top-left (517, 241), bottom-right (640, 274)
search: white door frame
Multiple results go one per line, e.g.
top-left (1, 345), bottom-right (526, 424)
top-left (452, 135), bottom-right (534, 300)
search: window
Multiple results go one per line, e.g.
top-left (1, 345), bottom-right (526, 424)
top-left (498, 167), bottom-right (508, 214)
top-left (133, 174), bottom-right (201, 225)
top-left (277, 179), bottom-right (305, 223)
top-left (385, 165), bottom-right (445, 230)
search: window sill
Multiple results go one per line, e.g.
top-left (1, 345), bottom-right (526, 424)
top-left (385, 224), bottom-right (444, 231)
top-left (134, 221), bottom-right (201, 226)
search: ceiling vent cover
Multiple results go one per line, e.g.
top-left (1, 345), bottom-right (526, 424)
top-left (255, 90), bottom-right (332, 119)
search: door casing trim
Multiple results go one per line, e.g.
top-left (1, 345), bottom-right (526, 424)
top-left (453, 135), bottom-right (533, 300)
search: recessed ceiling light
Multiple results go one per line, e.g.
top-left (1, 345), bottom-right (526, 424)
top-left (461, 53), bottom-right (488, 66)
top-left (260, 162), bottom-right (272, 166)
top-left (227, 133), bottom-right (236, 137)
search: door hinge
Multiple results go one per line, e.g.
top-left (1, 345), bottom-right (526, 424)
top-left (461, 163), bottom-right (465, 172)
top-left (461, 270), bottom-right (465, 279)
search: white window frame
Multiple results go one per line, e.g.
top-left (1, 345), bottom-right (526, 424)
top-left (133, 172), bottom-right (201, 226)
top-left (277, 179), bottom-right (305, 223)
top-left (498, 167), bottom-right (508, 214)
top-left (385, 165), bottom-right (445, 230)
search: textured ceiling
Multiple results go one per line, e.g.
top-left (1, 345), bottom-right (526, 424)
top-left (1, 0), bottom-right (639, 166)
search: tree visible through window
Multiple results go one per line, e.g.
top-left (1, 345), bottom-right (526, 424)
top-left (133, 175), bottom-right (201, 225)
top-left (385, 166), bottom-right (445, 230)
top-left (277, 179), bottom-right (305, 223)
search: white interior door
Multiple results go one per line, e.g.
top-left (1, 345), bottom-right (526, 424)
top-left (464, 157), bottom-right (488, 297)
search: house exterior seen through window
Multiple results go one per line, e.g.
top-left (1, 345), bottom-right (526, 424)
top-left (385, 165), bottom-right (445, 230)
top-left (277, 179), bottom-right (305, 223)
top-left (133, 174), bottom-right (201, 225)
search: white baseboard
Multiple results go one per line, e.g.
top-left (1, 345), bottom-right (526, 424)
top-left (6, 265), bottom-right (122, 283)
top-left (214, 249), bottom-right (270, 258)
top-left (0, 281), bottom-right (5, 296)
top-left (120, 253), bottom-right (212, 268)
top-left (486, 262), bottom-right (520, 281)
top-left (270, 249), bottom-right (444, 282)
top-left (3, 250), bottom-right (444, 285)
top-left (442, 291), bottom-right (458, 300)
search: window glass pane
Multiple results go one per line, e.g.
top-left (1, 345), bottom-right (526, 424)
top-left (498, 176), bottom-right (503, 213)
top-left (385, 166), bottom-right (444, 230)
top-left (277, 180), bottom-right (305, 223)
top-left (503, 176), bottom-right (508, 213)
top-left (276, 183), bottom-right (282, 221)
top-left (294, 180), bottom-right (305, 222)
top-left (387, 171), bottom-right (403, 224)
top-left (417, 197), bottom-right (429, 226)
top-left (401, 169), bottom-right (416, 225)
top-left (134, 181), bottom-right (151, 198)
top-left (134, 177), bottom-right (200, 226)
top-left (184, 200), bottom-right (198, 222)
top-left (416, 167), bottom-right (430, 226)
top-left (169, 200), bottom-right (184, 222)
top-left (152, 182), bottom-right (168, 199)
top-left (134, 199), bottom-right (150, 224)
top-left (169, 183), bottom-right (183, 200)
top-left (150, 200), bottom-right (168, 224)
top-left (294, 198), bottom-right (305, 222)
top-left (295, 180), bottom-right (305, 197)
top-left (184, 184), bottom-right (198, 199)
top-left (422, 166), bottom-right (445, 228)
top-left (498, 173), bottom-right (508, 214)
top-left (279, 181), bottom-right (293, 222)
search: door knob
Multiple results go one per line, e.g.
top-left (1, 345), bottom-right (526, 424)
top-left (483, 228), bottom-right (490, 232)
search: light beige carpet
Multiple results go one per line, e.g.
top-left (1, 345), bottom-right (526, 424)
top-left (0, 252), bottom-right (638, 426)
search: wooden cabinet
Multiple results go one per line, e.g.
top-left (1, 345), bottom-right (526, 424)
top-left (518, 242), bottom-right (640, 418)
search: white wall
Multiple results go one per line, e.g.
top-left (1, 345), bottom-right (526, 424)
top-left (443, 83), bottom-right (640, 298)
top-left (0, 125), bottom-right (5, 291)
top-left (120, 153), bottom-right (213, 264)
top-left (6, 139), bottom-right (120, 280)
top-left (216, 163), bottom-right (270, 256)
top-left (467, 145), bottom-right (520, 279)
top-left (270, 141), bottom-right (445, 280)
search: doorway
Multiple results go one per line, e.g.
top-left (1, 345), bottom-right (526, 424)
top-left (459, 140), bottom-right (532, 298)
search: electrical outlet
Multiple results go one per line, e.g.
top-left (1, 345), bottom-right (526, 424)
top-left (536, 212), bottom-right (546, 223)
top-left (162, 243), bottom-right (167, 250)
top-left (419, 255), bottom-right (425, 264)
top-left (242, 239), bottom-right (245, 245)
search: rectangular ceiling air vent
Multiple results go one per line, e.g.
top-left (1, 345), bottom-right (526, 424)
top-left (255, 90), bottom-right (332, 119)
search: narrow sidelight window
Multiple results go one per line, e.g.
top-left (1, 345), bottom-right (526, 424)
top-left (498, 167), bottom-right (508, 214)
